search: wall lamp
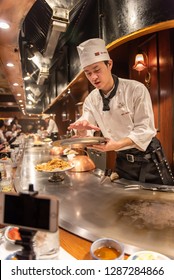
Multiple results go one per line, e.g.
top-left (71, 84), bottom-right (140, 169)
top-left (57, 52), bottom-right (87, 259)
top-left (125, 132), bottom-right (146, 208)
top-left (133, 52), bottom-right (147, 72)
top-left (133, 51), bottom-right (151, 88)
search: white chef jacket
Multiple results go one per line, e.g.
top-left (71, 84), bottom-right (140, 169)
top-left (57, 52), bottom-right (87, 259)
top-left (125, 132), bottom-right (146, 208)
top-left (0, 129), bottom-right (6, 143)
top-left (79, 78), bottom-right (157, 151)
top-left (47, 119), bottom-right (58, 134)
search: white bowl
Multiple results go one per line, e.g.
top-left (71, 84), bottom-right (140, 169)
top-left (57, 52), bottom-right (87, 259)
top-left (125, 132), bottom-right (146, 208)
top-left (4, 226), bottom-right (21, 244)
top-left (127, 250), bottom-right (170, 260)
top-left (90, 238), bottom-right (124, 260)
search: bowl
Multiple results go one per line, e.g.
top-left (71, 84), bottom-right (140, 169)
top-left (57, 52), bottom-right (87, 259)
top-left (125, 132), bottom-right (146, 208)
top-left (4, 226), bottom-right (21, 244)
top-left (127, 250), bottom-right (170, 260)
top-left (90, 238), bottom-right (124, 260)
top-left (5, 253), bottom-right (19, 260)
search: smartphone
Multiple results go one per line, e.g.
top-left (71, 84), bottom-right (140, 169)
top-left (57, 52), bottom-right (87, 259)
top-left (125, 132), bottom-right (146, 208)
top-left (0, 192), bottom-right (59, 232)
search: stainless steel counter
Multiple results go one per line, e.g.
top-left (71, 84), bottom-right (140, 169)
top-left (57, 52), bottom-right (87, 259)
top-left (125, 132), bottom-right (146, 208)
top-left (14, 143), bottom-right (174, 258)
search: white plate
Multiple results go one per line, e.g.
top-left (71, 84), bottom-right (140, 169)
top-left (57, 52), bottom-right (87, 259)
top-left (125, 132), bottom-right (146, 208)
top-left (36, 162), bottom-right (74, 173)
top-left (127, 250), bottom-right (170, 260)
top-left (0, 157), bottom-right (11, 163)
top-left (32, 143), bottom-right (44, 147)
top-left (58, 137), bottom-right (106, 146)
top-left (3, 246), bottom-right (76, 260)
top-left (41, 164), bottom-right (75, 173)
top-left (43, 138), bottom-right (52, 142)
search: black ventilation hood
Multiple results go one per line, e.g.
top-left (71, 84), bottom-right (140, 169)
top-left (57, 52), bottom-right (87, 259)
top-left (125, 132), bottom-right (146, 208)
top-left (19, 0), bottom-right (96, 114)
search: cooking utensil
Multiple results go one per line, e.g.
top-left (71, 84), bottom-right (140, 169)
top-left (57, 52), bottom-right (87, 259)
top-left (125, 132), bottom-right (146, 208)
top-left (100, 169), bottom-right (112, 184)
top-left (58, 137), bottom-right (106, 147)
top-left (124, 184), bottom-right (174, 192)
top-left (69, 155), bottom-right (95, 172)
top-left (113, 178), bottom-right (174, 192)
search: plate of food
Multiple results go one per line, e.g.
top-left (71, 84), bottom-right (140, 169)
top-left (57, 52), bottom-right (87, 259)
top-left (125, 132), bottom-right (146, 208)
top-left (33, 141), bottom-right (44, 147)
top-left (63, 148), bottom-right (79, 156)
top-left (0, 157), bottom-right (11, 163)
top-left (35, 158), bottom-right (74, 173)
top-left (127, 250), bottom-right (170, 260)
top-left (4, 226), bottom-right (21, 244)
top-left (43, 138), bottom-right (52, 142)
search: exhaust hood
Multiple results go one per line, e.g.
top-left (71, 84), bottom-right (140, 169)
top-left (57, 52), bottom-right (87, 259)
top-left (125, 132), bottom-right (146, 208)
top-left (44, 7), bottom-right (69, 58)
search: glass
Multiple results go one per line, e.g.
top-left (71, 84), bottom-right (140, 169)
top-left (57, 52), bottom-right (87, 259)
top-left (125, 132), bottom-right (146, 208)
top-left (0, 162), bottom-right (13, 192)
top-left (90, 238), bottom-right (124, 260)
top-left (0, 178), bottom-right (13, 192)
top-left (33, 229), bottom-right (60, 260)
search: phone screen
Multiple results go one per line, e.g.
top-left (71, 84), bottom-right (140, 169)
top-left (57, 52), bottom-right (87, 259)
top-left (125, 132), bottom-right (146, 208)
top-left (3, 194), bottom-right (51, 230)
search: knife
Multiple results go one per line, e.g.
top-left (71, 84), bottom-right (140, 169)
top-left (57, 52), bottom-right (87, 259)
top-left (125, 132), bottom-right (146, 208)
top-left (100, 169), bottom-right (112, 184)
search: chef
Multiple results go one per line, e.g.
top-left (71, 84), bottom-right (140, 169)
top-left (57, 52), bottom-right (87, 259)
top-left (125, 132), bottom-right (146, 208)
top-left (68, 38), bottom-right (174, 185)
top-left (42, 114), bottom-right (59, 141)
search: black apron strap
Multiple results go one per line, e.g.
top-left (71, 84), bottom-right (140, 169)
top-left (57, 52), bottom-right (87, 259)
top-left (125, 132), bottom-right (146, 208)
top-left (149, 145), bottom-right (174, 185)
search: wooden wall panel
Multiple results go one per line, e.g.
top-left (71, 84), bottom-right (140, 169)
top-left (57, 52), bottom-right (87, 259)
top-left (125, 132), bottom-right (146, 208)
top-left (157, 30), bottom-right (173, 167)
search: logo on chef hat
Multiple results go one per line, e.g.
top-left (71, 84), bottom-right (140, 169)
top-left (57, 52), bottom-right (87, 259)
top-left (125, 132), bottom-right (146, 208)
top-left (95, 51), bottom-right (108, 56)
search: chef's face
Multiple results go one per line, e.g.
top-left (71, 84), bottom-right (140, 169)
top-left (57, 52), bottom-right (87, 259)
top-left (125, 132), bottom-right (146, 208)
top-left (44, 118), bottom-right (49, 123)
top-left (84, 60), bottom-right (113, 93)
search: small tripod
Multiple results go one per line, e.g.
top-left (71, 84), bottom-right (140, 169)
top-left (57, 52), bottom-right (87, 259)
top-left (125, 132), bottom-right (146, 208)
top-left (14, 184), bottom-right (38, 260)
top-left (15, 228), bottom-right (37, 260)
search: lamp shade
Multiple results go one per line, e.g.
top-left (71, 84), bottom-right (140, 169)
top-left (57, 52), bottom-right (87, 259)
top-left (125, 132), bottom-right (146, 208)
top-left (133, 53), bottom-right (147, 71)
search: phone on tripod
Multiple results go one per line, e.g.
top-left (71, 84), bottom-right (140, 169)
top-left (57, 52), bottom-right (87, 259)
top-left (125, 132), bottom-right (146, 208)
top-left (0, 192), bottom-right (59, 232)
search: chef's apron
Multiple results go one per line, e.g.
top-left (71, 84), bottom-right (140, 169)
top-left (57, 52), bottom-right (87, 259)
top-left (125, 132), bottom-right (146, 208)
top-left (116, 137), bottom-right (174, 186)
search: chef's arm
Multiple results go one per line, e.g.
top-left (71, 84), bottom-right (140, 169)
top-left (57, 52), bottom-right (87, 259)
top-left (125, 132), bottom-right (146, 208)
top-left (111, 137), bottom-right (135, 151)
top-left (91, 137), bottom-right (139, 152)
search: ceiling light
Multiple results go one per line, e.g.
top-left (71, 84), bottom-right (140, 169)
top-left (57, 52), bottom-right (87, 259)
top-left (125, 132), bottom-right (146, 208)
top-left (0, 21), bottom-right (10, 29)
top-left (13, 83), bottom-right (19, 86)
top-left (6, 62), bottom-right (14, 67)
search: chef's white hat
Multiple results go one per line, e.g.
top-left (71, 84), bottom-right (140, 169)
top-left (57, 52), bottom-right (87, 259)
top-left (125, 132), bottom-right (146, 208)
top-left (77, 38), bottom-right (110, 69)
top-left (42, 114), bottom-right (50, 120)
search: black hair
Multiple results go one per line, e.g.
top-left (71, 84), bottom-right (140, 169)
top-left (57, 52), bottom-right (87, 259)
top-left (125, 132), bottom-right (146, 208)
top-left (0, 119), bottom-right (5, 128)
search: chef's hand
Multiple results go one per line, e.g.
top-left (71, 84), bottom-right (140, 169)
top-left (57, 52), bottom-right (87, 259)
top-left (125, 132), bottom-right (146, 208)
top-left (68, 120), bottom-right (100, 131)
top-left (90, 137), bottom-right (134, 152)
top-left (68, 120), bottom-right (100, 137)
top-left (90, 139), bottom-right (117, 152)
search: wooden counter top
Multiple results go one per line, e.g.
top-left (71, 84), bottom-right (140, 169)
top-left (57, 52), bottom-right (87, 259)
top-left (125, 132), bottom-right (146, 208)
top-left (60, 228), bottom-right (92, 260)
top-left (60, 228), bottom-right (129, 260)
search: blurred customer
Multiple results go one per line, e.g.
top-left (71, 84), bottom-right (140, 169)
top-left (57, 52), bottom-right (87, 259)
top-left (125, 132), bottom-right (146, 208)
top-left (0, 120), bottom-right (7, 145)
top-left (37, 125), bottom-right (45, 138)
top-left (10, 116), bottom-right (22, 130)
